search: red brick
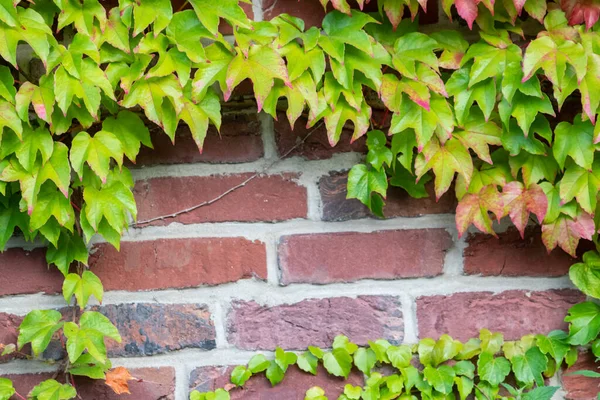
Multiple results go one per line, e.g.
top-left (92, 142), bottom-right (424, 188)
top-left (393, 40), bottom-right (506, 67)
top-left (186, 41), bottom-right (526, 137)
top-left (274, 114), bottom-right (366, 160)
top-left (417, 289), bottom-right (585, 341)
top-left (190, 365), bottom-right (363, 399)
top-left (227, 296), bottom-right (403, 350)
top-left (3, 368), bottom-right (175, 399)
top-left (319, 172), bottom-right (456, 221)
top-left (279, 229), bottom-right (452, 284)
top-left (90, 238), bottom-right (267, 291)
top-left (464, 226), bottom-right (584, 277)
top-left (0, 248), bottom-right (63, 296)
top-left (134, 114), bottom-right (263, 166)
top-left (134, 173), bottom-right (307, 226)
top-left (95, 303), bottom-right (216, 357)
top-left (0, 313), bottom-right (21, 364)
top-left (563, 351), bottom-right (600, 400)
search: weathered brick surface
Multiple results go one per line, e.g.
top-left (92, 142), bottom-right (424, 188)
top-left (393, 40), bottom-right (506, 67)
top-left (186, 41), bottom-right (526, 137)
top-left (279, 229), bottom-right (452, 284)
top-left (227, 296), bottom-right (403, 350)
top-left (134, 173), bottom-right (308, 226)
top-left (417, 289), bottom-right (585, 341)
top-left (96, 304), bottom-right (216, 357)
top-left (190, 365), bottom-right (363, 399)
top-left (0, 313), bottom-right (21, 364)
top-left (134, 114), bottom-right (263, 166)
top-left (3, 368), bottom-right (175, 399)
top-left (464, 227), bottom-right (578, 277)
top-left (563, 351), bottom-right (600, 400)
top-left (274, 114), bottom-right (366, 160)
top-left (90, 238), bottom-right (267, 291)
top-left (0, 248), bottom-right (63, 296)
top-left (319, 172), bottom-right (456, 221)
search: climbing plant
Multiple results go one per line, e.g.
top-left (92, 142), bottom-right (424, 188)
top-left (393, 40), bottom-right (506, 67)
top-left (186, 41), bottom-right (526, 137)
top-left (0, 0), bottom-right (600, 398)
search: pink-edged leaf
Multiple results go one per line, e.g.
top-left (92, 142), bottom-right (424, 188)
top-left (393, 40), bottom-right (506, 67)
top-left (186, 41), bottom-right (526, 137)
top-left (541, 212), bottom-right (595, 257)
top-left (502, 181), bottom-right (548, 238)
top-left (562, 0), bottom-right (600, 29)
top-left (456, 185), bottom-right (504, 237)
top-left (383, 0), bottom-right (404, 30)
top-left (513, 0), bottom-right (527, 14)
top-left (455, 0), bottom-right (479, 28)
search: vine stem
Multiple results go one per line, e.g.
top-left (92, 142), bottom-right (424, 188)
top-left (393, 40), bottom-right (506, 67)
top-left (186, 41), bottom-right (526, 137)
top-left (133, 121), bottom-right (325, 226)
top-left (13, 391), bottom-right (26, 400)
top-left (473, 383), bottom-right (492, 400)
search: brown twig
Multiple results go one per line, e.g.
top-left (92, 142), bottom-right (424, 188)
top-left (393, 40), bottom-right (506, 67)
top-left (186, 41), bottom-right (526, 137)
top-left (132, 121), bottom-right (324, 227)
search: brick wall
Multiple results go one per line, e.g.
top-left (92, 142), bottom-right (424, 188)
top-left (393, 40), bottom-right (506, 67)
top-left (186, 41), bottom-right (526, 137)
top-left (0, 1), bottom-right (597, 399)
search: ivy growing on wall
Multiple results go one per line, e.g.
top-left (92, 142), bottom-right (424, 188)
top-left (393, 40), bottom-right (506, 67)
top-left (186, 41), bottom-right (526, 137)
top-left (1, 0), bottom-right (600, 398)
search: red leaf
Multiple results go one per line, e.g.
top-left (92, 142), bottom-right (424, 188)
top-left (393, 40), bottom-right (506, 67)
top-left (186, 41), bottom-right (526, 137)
top-left (541, 212), bottom-right (595, 256)
top-left (455, 0), bottom-right (479, 29)
top-left (456, 185), bottom-right (504, 237)
top-left (513, 0), bottom-right (526, 14)
top-left (502, 182), bottom-right (548, 238)
top-left (561, 0), bottom-right (600, 29)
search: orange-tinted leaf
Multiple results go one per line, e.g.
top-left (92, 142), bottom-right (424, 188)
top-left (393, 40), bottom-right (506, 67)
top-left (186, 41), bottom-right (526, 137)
top-left (541, 212), bottom-right (595, 256)
top-left (456, 185), bottom-right (504, 237)
top-left (105, 367), bottom-right (136, 395)
top-left (502, 182), bottom-right (548, 238)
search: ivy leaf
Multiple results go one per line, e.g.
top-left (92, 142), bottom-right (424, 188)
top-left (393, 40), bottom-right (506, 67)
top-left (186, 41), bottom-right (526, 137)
top-left (323, 348), bottom-right (353, 378)
top-left (387, 345), bottom-right (412, 369)
top-left (264, 72), bottom-right (319, 127)
top-left (501, 117), bottom-right (549, 157)
top-left (29, 380), bottom-right (76, 400)
top-left (46, 231), bottom-right (89, 275)
top-left (560, 161), bottom-right (600, 215)
top-left (570, 251), bottom-right (600, 301)
top-left (566, 302), bottom-right (600, 345)
top-left (453, 109), bottom-right (502, 164)
top-left (15, 81), bottom-right (54, 124)
top-left (423, 365), bottom-right (456, 394)
top-left (230, 366), bottom-right (252, 386)
top-left (536, 330), bottom-right (570, 367)
top-left (166, 10), bottom-right (213, 63)
top-left (62, 270), bottom-right (104, 309)
top-left (0, 0), bottom-right (17, 27)
top-left (392, 32), bottom-right (438, 79)
top-left (192, 43), bottom-right (234, 99)
top-left (522, 386), bottom-right (560, 400)
top-left (432, 335), bottom-right (463, 366)
top-left (416, 138), bottom-right (473, 200)
top-left (102, 111), bottom-right (152, 163)
top-left (225, 45), bottom-right (290, 111)
top-left (463, 42), bottom-right (521, 87)
top-left (297, 351), bottom-right (319, 375)
top-left (29, 183), bottom-right (74, 233)
top-left (553, 116), bottom-right (595, 170)
top-left (80, 311), bottom-right (121, 343)
top-left (70, 131), bottom-right (123, 183)
top-left (131, 0), bottom-right (172, 36)
top-left (57, 0), bottom-right (106, 35)
top-left (16, 126), bottom-right (54, 172)
top-left (511, 346), bottom-right (547, 386)
top-left (17, 309), bottom-right (63, 356)
top-left (265, 361), bottom-right (285, 386)
top-left (0, 65), bottom-right (15, 103)
top-left (499, 92), bottom-right (555, 137)
top-left (477, 353), bottom-right (511, 386)
top-left (353, 347), bottom-right (377, 375)
top-left (541, 212), bottom-right (595, 257)
top-left (0, 378), bottom-right (15, 400)
top-left (103, 8), bottom-right (130, 53)
top-left (509, 152), bottom-right (559, 187)
top-left (0, 8), bottom-right (54, 67)
top-left (319, 10), bottom-right (377, 63)
top-left (456, 185), bottom-right (504, 237)
top-left (188, 0), bottom-right (251, 36)
top-left (502, 181), bottom-right (548, 237)
top-left (454, 0), bottom-right (479, 29)
top-left (0, 100), bottom-right (23, 140)
top-left (347, 163), bottom-right (388, 212)
top-left (83, 179), bottom-right (137, 232)
top-left (63, 321), bottom-right (107, 363)
top-left (455, 376), bottom-right (474, 400)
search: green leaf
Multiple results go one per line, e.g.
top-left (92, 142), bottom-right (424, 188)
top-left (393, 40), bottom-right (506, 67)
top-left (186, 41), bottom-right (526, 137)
top-left (536, 330), bottom-right (570, 367)
top-left (130, 0), bottom-right (172, 36)
top-left (80, 311), bottom-right (121, 343)
top-left (63, 321), bottom-right (107, 364)
top-left (319, 10), bottom-right (377, 63)
top-left (0, 8), bottom-right (54, 67)
top-left (0, 378), bottom-right (15, 400)
top-left (275, 347), bottom-right (297, 372)
top-left (166, 10), bottom-right (212, 63)
top-left (83, 178), bottom-right (136, 232)
top-left (423, 365), bottom-right (455, 395)
top-left (565, 301), bottom-right (600, 345)
top-left (477, 352), bottom-right (511, 386)
top-left (57, 0), bottom-right (106, 35)
top-left (387, 344), bottom-right (413, 369)
top-left (354, 347), bottom-right (377, 375)
top-left (62, 271), bottom-right (104, 309)
top-left (570, 251), bottom-right (600, 299)
top-left (392, 32), bottom-right (438, 79)
top-left (188, 0), bottom-right (251, 36)
top-left (70, 131), bottom-right (123, 183)
top-left (29, 183), bottom-right (74, 233)
top-left (29, 379), bottom-right (76, 400)
top-left (305, 386), bottom-right (327, 400)
top-left (17, 309), bottom-right (63, 356)
top-left (522, 386), bottom-right (560, 400)
top-left (454, 376), bottom-right (473, 400)
top-left (230, 366), bottom-right (252, 386)
top-left (432, 334), bottom-right (463, 366)
top-left (192, 42), bottom-right (234, 99)
top-left (102, 111), bottom-right (152, 163)
top-left (453, 109), bottom-right (502, 164)
top-left (323, 348), bottom-right (353, 378)
top-left (560, 161), bottom-right (600, 215)
top-left (511, 346), bottom-right (547, 386)
top-left (553, 116), bottom-right (595, 170)
top-left (248, 354), bottom-right (270, 373)
top-left (265, 361), bottom-right (285, 386)
top-left (180, 89), bottom-right (222, 152)
top-left (347, 164), bottom-right (388, 212)
top-left (297, 351), bottom-right (319, 375)
top-left (46, 231), bottom-right (89, 276)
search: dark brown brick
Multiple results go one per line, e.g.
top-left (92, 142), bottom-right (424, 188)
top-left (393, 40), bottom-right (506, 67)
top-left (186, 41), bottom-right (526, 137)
top-left (90, 238), bottom-right (267, 291)
top-left (279, 229), bottom-right (452, 284)
top-left (227, 296), bottom-right (403, 350)
top-left (0, 248), bottom-right (63, 296)
top-left (417, 289), bottom-right (585, 341)
top-left (3, 368), bottom-right (175, 399)
top-left (319, 172), bottom-right (456, 221)
top-left (96, 303), bottom-right (216, 357)
top-left (464, 226), bottom-right (582, 277)
top-left (134, 173), bottom-right (307, 226)
top-left (274, 114), bottom-right (366, 160)
top-left (134, 113), bottom-right (263, 166)
top-left (563, 351), bottom-right (600, 400)
top-left (190, 365), bottom-right (363, 399)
